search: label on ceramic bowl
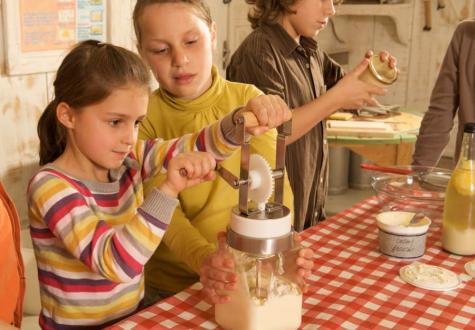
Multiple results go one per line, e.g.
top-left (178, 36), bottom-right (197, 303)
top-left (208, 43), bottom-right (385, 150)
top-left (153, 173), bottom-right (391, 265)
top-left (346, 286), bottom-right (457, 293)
top-left (399, 263), bottom-right (461, 291)
top-left (378, 229), bottom-right (426, 258)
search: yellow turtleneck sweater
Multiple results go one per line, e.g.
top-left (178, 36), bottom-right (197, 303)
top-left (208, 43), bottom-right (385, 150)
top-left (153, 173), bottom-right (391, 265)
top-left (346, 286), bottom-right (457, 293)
top-left (140, 66), bottom-right (294, 293)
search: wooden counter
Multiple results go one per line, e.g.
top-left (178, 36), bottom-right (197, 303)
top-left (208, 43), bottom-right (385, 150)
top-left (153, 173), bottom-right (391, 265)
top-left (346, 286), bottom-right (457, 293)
top-left (327, 110), bottom-right (421, 166)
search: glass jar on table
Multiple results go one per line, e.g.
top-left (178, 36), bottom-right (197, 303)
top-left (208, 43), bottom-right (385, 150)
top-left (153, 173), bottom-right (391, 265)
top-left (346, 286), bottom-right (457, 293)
top-left (215, 244), bottom-right (302, 330)
top-left (442, 122), bottom-right (475, 255)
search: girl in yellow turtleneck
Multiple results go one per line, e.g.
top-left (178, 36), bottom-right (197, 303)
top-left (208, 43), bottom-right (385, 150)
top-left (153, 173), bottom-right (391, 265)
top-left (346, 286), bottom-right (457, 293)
top-left (133, 1), bottom-right (295, 305)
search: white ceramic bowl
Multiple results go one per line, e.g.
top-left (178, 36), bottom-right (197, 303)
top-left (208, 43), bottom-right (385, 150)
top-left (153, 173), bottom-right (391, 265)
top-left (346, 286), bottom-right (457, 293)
top-left (376, 211), bottom-right (431, 258)
top-left (376, 211), bottom-right (431, 235)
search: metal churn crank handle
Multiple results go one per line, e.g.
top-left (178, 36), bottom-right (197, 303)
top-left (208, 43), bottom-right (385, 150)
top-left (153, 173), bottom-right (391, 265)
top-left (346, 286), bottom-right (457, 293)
top-left (237, 113), bottom-right (292, 299)
top-left (178, 112), bottom-right (260, 178)
top-left (201, 112), bottom-right (291, 215)
top-left (236, 112), bottom-right (291, 215)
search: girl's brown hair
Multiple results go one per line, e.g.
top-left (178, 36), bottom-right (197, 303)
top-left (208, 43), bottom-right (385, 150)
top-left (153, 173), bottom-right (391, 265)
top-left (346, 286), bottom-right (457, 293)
top-left (133, 0), bottom-right (213, 45)
top-left (245, 0), bottom-right (297, 29)
top-left (37, 39), bottom-right (150, 165)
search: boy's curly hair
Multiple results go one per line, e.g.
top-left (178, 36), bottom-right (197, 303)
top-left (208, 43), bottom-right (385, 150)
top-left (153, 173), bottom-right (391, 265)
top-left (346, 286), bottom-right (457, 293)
top-left (246, 0), bottom-right (344, 29)
top-left (246, 0), bottom-right (297, 29)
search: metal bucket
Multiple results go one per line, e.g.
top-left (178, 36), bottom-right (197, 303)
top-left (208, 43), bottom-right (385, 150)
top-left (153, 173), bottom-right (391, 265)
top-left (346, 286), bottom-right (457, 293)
top-left (329, 147), bottom-right (350, 195)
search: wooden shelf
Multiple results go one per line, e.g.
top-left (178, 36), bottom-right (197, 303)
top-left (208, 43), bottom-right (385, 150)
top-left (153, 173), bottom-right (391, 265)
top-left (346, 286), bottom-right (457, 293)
top-left (335, 3), bottom-right (412, 45)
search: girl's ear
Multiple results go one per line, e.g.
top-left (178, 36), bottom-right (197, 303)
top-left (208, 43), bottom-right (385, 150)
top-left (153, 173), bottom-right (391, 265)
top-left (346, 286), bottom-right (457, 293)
top-left (210, 21), bottom-right (217, 50)
top-left (56, 102), bottom-right (76, 129)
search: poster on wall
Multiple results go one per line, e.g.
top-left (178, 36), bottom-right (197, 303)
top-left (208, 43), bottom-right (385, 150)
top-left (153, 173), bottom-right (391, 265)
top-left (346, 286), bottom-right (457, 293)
top-left (3, 0), bottom-right (107, 75)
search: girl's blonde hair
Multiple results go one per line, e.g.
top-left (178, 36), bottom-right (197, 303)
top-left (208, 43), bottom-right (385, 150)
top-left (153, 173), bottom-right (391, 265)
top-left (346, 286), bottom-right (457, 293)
top-left (133, 0), bottom-right (213, 45)
top-left (245, 0), bottom-right (297, 29)
top-left (37, 40), bottom-right (150, 165)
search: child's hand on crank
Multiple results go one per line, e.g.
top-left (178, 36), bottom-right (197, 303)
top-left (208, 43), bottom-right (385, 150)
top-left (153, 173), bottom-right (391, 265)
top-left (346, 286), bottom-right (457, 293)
top-left (235, 95), bottom-right (292, 136)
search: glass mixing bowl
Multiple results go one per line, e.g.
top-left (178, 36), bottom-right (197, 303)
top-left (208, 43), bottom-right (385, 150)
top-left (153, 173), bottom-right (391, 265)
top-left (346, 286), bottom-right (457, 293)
top-left (371, 166), bottom-right (452, 217)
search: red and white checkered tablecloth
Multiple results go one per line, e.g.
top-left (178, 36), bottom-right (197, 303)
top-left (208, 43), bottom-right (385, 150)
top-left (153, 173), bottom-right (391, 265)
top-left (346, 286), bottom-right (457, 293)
top-left (109, 197), bottom-right (475, 330)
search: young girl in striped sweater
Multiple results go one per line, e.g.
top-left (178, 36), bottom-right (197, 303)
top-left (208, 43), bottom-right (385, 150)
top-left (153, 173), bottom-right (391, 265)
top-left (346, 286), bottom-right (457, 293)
top-left (27, 39), bottom-right (291, 329)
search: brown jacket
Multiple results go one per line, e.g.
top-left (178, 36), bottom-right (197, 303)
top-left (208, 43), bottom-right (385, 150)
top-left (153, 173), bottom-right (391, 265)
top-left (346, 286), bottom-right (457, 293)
top-left (413, 19), bottom-right (475, 166)
top-left (227, 23), bottom-right (344, 230)
top-left (0, 182), bottom-right (25, 328)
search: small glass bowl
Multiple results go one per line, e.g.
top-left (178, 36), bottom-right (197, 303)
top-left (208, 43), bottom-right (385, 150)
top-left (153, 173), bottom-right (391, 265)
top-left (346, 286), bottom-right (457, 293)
top-left (371, 166), bottom-right (451, 217)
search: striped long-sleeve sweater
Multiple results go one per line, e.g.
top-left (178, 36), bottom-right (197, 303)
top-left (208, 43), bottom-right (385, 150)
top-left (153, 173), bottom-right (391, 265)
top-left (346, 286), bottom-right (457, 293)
top-left (27, 115), bottom-right (239, 329)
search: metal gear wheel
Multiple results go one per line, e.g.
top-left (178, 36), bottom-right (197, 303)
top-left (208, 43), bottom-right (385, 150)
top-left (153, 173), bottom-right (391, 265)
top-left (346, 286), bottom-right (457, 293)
top-left (248, 154), bottom-right (274, 208)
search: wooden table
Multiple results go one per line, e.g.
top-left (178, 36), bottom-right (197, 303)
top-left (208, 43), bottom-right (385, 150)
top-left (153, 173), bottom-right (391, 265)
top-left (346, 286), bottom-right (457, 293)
top-left (328, 110), bottom-right (421, 166)
top-left (108, 197), bottom-right (475, 329)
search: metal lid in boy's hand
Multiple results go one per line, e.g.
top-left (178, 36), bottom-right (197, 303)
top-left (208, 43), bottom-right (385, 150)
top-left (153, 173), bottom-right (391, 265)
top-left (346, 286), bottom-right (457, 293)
top-left (360, 52), bottom-right (398, 88)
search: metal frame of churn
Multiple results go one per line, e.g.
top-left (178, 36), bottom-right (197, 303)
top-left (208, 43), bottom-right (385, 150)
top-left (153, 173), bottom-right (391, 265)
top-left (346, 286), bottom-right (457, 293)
top-left (217, 114), bottom-right (294, 299)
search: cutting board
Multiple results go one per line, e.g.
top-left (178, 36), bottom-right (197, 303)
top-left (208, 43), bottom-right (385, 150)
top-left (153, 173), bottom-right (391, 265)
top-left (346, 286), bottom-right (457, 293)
top-left (327, 112), bottom-right (421, 138)
top-left (327, 120), bottom-right (395, 137)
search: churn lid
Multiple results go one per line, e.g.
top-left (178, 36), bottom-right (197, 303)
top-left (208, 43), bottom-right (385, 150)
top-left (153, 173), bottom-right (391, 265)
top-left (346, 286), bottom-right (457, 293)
top-left (368, 54), bottom-right (398, 85)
